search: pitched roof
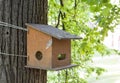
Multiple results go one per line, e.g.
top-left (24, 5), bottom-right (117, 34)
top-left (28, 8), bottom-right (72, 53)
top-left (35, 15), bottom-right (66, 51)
top-left (26, 23), bottom-right (82, 40)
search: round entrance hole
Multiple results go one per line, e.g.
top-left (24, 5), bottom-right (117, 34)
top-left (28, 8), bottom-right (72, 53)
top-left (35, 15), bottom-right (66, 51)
top-left (35, 51), bottom-right (43, 60)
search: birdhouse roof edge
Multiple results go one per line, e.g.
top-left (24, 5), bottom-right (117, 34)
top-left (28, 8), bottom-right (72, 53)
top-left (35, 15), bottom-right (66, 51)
top-left (25, 23), bottom-right (82, 40)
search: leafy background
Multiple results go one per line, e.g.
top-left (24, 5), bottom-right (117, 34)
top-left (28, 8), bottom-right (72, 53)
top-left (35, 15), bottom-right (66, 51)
top-left (47, 0), bottom-right (120, 83)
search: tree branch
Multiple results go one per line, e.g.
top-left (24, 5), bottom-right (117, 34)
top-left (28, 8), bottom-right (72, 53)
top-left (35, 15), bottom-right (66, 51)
top-left (60, 0), bottom-right (64, 6)
top-left (55, 11), bottom-right (61, 28)
top-left (55, 0), bottom-right (66, 30)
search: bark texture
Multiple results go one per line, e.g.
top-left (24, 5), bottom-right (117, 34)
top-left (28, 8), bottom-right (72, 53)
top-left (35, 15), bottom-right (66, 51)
top-left (0, 0), bottom-right (47, 83)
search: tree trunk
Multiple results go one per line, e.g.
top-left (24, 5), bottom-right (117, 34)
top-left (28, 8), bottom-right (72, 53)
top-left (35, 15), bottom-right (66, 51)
top-left (0, 0), bottom-right (47, 83)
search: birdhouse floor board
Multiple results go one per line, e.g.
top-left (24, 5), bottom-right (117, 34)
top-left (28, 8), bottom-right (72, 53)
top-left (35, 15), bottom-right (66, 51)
top-left (51, 64), bottom-right (78, 71)
top-left (24, 64), bottom-right (78, 71)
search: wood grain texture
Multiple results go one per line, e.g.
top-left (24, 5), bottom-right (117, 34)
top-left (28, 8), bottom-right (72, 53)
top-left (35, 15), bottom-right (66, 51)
top-left (0, 0), bottom-right (47, 83)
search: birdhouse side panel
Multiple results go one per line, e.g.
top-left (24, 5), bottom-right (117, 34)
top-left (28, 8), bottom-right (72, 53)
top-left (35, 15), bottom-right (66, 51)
top-left (27, 27), bottom-right (52, 69)
top-left (52, 38), bottom-right (71, 68)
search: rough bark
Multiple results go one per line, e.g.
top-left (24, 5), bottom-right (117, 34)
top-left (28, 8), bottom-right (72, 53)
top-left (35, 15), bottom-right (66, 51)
top-left (0, 0), bottom-right (47, 83)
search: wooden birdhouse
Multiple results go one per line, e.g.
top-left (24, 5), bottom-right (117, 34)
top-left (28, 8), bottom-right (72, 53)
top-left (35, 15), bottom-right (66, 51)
top-left (25, 24), bottom-right (82, 70)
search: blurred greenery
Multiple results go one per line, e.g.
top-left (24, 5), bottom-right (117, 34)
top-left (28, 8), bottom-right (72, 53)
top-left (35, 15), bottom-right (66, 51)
top-left (48, 0), bottom-right (120, 83)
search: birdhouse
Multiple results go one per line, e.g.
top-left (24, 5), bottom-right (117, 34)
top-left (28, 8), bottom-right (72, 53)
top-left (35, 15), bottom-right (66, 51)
top-left (25, 23), bottom-right (82, 70)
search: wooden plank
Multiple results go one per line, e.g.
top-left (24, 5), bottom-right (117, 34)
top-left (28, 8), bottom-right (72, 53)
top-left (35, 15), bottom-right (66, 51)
top-left (25, 64), bottom-right (78, 71)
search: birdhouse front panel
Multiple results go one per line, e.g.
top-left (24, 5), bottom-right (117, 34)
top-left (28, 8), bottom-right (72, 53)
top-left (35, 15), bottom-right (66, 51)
top-left (52, 38), bottom-right (71, 68)
top-left (27, 26), bottom-right (52, 69)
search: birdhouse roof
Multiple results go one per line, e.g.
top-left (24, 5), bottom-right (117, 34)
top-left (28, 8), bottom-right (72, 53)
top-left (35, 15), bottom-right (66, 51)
top-left (26, 23), bottom-right (82, 40)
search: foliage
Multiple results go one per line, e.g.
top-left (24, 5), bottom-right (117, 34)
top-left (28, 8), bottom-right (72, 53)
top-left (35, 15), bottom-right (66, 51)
top-left (48, 0), bottom-right (120, 83)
